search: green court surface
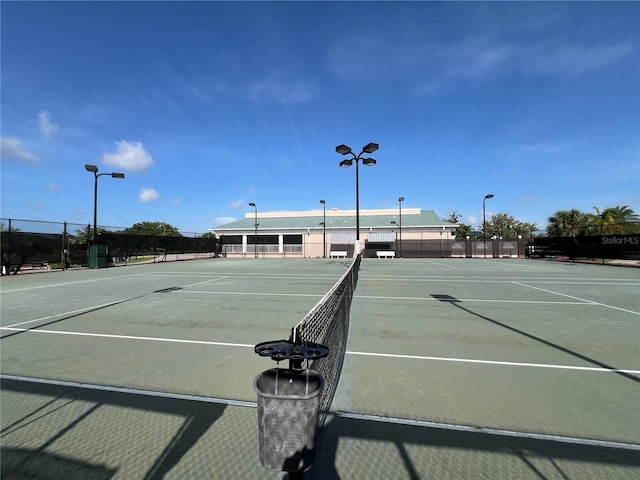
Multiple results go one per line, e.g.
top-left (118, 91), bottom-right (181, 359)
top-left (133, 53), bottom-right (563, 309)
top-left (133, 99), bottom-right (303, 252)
top-left (1, 258), bottom-right (639, 479)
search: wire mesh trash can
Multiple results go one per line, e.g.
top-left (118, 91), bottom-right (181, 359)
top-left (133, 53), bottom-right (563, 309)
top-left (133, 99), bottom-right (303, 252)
top-left (254, 368), bottom-right (324, 472)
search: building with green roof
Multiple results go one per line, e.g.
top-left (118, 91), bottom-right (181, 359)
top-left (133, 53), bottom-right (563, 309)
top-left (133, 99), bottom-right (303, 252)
top-left (212, 207), bottom-right (458, 258)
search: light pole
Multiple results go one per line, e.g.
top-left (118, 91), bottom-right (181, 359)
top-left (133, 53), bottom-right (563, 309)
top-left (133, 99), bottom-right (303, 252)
top-left (249, 202), bottom-right (258, 258)
top-left (337, 142), bottom-right (378, 255)
top-left (391, 220), bottom-right (399, 252)
top-left (84, 164), bottom-right (125, 243)
top-left (398, 196), bottom-right (404, 258)
top-left (483, 193), bottom-right (494, 258)
top-left (320, 200), bottom-right (326, 258)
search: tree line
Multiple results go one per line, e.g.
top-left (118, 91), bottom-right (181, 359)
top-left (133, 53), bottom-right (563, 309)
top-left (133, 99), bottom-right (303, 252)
top-left (545, 205), bottom-right (639, 237)
top-left (4, 206), bottom-right (638, 242)
top-left (70, 221), bottom-right (216, 243)
top-left (447, 204), bottom-right (639, 240)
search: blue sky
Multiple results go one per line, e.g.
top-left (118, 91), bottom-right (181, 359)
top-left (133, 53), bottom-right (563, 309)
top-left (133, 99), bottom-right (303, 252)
top-left (1, 1), bottom-right (638, 234)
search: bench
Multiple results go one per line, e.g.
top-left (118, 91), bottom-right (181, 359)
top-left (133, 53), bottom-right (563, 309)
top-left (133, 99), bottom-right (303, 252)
top-left (377, 251), bottom-right (395, 259)
top-left (31, 261), bottom-right (48, 269)
top-left (329, 251), bottom-right (347, 258)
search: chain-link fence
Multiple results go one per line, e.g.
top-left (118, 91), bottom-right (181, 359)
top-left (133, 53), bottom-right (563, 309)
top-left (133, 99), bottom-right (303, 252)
top-left (1, 218), bottom-right (218, 275)
top-left (219, 235), bottom-right (528, 259)
top-left (529, 235), bottom-right (640, 260)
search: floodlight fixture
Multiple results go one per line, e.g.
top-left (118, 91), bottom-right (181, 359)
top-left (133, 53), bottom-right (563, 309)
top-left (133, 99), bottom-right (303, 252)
top-left (336, 141), bottom-right (379, 247)
top-left (84, 164), bottom-right (125, 245)
top-left (339, 159), bottom-right (353, 168)
top-left (249, 203), bottom-right (258, 258)
top-left (362, 142), bottom-right (379, 154)
top-left (335, 144), bottom-right (352, 155)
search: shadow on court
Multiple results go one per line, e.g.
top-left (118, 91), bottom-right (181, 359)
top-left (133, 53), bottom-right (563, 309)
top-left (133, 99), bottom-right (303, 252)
top-left (431, 294), bottom-right (640, 384)
top-left (306, 414), bottom-right (640, 480)
top-left (0, 377), bottom-right (226, 480)
top-left (0, 285), bottom-right (184, 340)
top-left (2, 376), bottom-right (638, 480)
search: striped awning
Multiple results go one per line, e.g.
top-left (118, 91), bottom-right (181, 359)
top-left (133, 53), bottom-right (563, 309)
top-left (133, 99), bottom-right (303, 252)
top-left (367, 232), bottom-right (395, 242)
top-left (330, 233), bottom-right (356, 244)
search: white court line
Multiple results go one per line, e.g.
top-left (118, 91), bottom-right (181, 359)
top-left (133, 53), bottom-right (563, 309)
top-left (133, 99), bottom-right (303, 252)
top-left (172, 290), bottom-right (323, 298)
top-left (266, 259), bottom-right (306, 268)
top-left (356, 294), bottom-right (591, 305)
top-left (2, 327), bottom-right (638, 376)
top-left (360, 276), bottom-right (639, 284)
top-left (181, 276), bottom-right (227, 288)
top-left (423, 260), bottom-right (458, 269)
top-left (513, 281), bottom-right (640, 316)
top-left (347, 351), bottom-right (640, 374)
top-left (0, 374), bottom-right (256, 408)
top-left (3, 277), bottom-right (229, 329)
top-left (0, 274), bottom-right (148, 294)
top-left (0, 327), bottom-right (254, 348)
top-left (334, 411), bottom-right (640, 451)
top-left (3, 291), bottom-right (319, 329)
top-left (1, 375), bottom-right (636, 452)
top-left (4, 299), bottom-right (134, 329)
top-left (137, 272), bottom-right (340, 280)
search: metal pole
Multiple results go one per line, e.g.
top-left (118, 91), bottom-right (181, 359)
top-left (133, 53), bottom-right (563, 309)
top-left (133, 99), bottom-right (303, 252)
top-left (93, 172), bottom-right (98, 244)
top-left (320, 200), bottom-right (326, 258)
top-left (355, 158), bottom-right (360, 246)
top-left (323, 203), bottom-right (326, 258)
top-left (398, 197), bottom-right (404, 258)
top-left (483, 199), bottom-right (487, 259)
top-left (482, 194), bottom-right (493, 258)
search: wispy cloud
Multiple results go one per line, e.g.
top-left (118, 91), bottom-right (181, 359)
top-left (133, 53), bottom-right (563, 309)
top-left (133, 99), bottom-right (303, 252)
top-left (0, 137), bottom-right (40, 163)
top-left (139, 188), bottom-right (160, 203)
top-left (102, 140), bottom-right (154, 172)
top-left (38, 111), bottom-right (60, 139)
top-left (229, 200), bottom-right (243, 209)
top-left (399, 35), bottom-right (632, 96)
top-left (214, 72), bottom-right (319, 104)
top-left (522, 42), bottom-right (632, 77)
top-left (48, 182), bottom-right (61, 191)
top-left (168, 199), bottom-right (182, 205)
top-left (513, 141), bottom-right (574, 157)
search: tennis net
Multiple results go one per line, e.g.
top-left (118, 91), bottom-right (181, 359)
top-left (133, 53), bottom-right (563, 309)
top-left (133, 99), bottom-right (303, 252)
top-left (292, 253), bottom-right (361, 433)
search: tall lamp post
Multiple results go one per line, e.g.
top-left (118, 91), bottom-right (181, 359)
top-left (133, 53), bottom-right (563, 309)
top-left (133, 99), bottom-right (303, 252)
top-left (249, 202), bottom-right (258, 258)
top-left (320, 199), bottom-right (326, 258)
top-left (398, 196), bottom-right (404, 258)
top-left (391, 220), bottom-right (399, 252)
top-left (337, 142), bottom-right (378, 255)
top-left (84, 164), bottom-right (125, 243)
top-left (483, 193), bottom-right (494, 258)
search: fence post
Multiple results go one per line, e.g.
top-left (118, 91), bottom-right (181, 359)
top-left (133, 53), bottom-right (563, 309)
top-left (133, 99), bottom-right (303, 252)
top-left (62, 222), bottom-right (68, 270)
top-left (86, 223), bottom-right (91, 268)
top-left (3, 219), bottom-right (12, 275)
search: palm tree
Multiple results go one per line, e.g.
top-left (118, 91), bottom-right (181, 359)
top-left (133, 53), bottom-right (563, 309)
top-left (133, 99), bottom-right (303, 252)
top-left (546, 209), bottom-right (587, 237)
top-left (595, 205), bottom-right (640, 234)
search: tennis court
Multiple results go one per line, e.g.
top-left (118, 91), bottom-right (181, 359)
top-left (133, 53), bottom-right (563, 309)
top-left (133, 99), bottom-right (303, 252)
top-left (1, 258), bottom-right (639, 479)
